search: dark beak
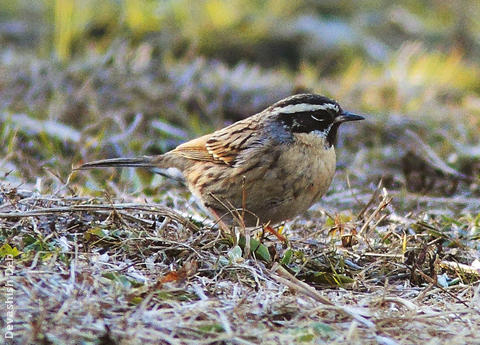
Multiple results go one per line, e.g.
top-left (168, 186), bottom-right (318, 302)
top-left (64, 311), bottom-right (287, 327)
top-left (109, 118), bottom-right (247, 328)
top-left (335, 111), bottom-right (365, 123)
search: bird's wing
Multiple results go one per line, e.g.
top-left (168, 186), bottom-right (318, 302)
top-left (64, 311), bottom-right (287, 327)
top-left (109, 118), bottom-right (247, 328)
top-left (172, 116), bottom-right (264, 166)
top-left (171, 134), bottom-right (215, 162)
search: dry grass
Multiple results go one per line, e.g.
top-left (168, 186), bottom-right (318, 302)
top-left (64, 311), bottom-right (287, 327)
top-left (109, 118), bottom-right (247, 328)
top-left (1, 180), bottom-right (479, 344)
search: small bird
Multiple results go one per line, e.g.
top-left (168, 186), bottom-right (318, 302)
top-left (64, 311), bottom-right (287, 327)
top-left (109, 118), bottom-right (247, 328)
top-left (76, 94), bottom-right (364, 228)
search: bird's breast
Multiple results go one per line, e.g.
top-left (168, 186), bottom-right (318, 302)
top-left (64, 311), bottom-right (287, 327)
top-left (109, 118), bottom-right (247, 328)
top-left (238, 132), bottom-right (337, 224)
top-left (281, 132), bottom-right (336, 204)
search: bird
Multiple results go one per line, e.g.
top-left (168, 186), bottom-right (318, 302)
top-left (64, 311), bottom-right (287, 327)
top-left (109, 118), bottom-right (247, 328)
top-left (76, 94), bottom-right (364, 229)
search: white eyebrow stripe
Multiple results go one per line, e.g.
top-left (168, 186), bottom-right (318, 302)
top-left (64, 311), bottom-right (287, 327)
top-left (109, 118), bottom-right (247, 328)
top-left (273, 103), bottom-right (339, 114)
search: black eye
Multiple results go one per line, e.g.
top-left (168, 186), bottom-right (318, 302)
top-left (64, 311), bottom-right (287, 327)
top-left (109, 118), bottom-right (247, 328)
top-left (310, 110), bottom-right (334, 123)
top-left (310, 114), bottom-right (328, 122)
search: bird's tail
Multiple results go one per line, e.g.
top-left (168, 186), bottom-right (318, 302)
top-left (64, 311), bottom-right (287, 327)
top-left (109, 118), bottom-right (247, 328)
top-left (74, 156), bottom-right (157, 170)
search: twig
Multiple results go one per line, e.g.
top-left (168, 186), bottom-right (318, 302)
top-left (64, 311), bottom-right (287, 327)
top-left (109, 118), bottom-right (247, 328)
top-left (359, 188), bottom-right (392, 236)
top-left (270, 263), bottom-right (375, 328)
top-left (0, 203), bottom-right (199, 231)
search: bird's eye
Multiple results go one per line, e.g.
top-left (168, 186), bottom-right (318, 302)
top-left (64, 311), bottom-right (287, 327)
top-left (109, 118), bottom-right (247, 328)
top-left (311, 114), bottom-right (327, 122)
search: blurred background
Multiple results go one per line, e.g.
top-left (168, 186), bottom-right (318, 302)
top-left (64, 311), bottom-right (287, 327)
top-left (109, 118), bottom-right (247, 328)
top-left (1, 0), bottom-right (479, 212)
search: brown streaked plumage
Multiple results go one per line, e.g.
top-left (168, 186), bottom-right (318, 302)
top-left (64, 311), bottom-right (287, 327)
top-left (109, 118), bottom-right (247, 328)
top-left (76, 94), bottom-right (364, 227)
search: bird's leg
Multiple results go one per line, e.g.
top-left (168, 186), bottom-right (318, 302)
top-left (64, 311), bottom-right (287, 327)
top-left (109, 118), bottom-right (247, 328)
top-left (208, 208), bottom-right (234, 236)
top-left (263, 224), bottom-right (287, 242)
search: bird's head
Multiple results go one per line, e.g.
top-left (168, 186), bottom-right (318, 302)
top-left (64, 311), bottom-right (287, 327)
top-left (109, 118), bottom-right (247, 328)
top-left (268, 94), bottom-right (364, 147)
